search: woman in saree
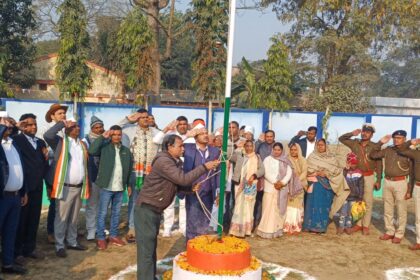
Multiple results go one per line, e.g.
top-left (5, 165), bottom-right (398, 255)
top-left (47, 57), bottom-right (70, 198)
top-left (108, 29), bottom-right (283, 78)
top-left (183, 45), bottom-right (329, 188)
top-left (229, 140), bottom-right (265, 237)
top-left (303, 139), bottom-right (349, 233)
top-left (284, 143), bottom-right (308, 234)
top-left (257, 143), bottom-right (303, 238)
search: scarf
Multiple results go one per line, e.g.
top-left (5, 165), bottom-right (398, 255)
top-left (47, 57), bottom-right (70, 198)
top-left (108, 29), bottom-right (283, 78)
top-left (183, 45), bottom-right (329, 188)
top-left (130, 127), bottom-right (157, 190)
top-left (51, 136), bottom-right (90, 200)
top-left (288, 144), bottom-right (308, 188)
top-left (88, 131), bottom-right (101, 143)
top-left (272, 151), bottom-right (303, 215)
top-left (307, 144), bottom-right (350, 216)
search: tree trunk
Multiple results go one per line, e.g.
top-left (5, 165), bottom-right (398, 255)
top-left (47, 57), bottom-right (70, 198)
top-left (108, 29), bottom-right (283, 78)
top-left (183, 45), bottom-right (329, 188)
top-left (147, 1), bottom-right (161, 96)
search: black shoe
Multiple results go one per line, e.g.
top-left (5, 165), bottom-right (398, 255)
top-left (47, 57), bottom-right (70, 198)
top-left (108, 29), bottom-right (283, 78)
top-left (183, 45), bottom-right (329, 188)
top-left (24, 250), bottom-right (45, 259)
top-left (56, 248), bottom-right (67, 258)
top-left (2, 264), bottom-right (28, 275)
top-left (67, 244), bottom-right (87, 251)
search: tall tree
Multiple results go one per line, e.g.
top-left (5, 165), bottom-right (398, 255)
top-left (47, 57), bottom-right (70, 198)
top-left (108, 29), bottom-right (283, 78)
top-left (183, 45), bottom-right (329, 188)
top-left (189, 0), bottom-right (228, 101)
top-left (113, 6), bottom-right (154, 103)
top-left (132, 0), bottom-right (175, 96)
top-left (56, 0), bottom-right (92, 101)
top-left (258, 35), bottom-right (293, 110)
top-left (0, 0), bottom-right (36, 96)
top-left (264, 0), bottom-right (418, 91)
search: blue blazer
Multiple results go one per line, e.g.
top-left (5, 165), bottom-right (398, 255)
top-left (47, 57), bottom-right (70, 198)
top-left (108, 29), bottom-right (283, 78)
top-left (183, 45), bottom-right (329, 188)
top-left (179, 144), bottom-right (220, 198)
top-left (0, 125), bottom-right (26, 197)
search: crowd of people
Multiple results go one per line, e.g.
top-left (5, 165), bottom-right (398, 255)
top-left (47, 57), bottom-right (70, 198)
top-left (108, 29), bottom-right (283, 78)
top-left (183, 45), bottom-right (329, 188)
top-left (0, 104), bottom-right (419, 279)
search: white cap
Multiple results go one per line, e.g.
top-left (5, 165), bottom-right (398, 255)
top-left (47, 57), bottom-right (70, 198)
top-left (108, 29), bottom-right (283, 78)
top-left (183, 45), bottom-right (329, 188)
top-left (0, 111), bottom-right (8, 118)
top-left (215, 130), bottom-right (222, 137)
top-left (244, 125), bottom-right (254, 135)
top-left (194, 123), bottom-right (205, 130)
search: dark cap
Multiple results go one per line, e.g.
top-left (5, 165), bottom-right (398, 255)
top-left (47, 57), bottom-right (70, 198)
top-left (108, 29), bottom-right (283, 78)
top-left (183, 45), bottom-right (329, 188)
top-left (362, 123), bottom-right (375, 133)
top-left (392, 130), bottom-right (407, 137)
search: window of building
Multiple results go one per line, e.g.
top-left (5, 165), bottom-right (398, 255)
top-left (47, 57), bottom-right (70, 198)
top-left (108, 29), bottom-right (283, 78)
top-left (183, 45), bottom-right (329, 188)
top-left (39, 83), bottom-right (48, 90)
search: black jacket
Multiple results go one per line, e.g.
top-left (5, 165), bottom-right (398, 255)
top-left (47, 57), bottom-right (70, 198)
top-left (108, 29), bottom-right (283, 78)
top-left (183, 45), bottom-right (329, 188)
top-left (12, 133), bottom-right (48, 191)
top-left (0, 125), bottom-right (26, 197)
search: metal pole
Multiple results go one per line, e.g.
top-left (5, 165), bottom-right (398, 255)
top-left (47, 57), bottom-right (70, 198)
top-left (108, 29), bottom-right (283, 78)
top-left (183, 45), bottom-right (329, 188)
top-left (217, 0), bottom-right (237, 239)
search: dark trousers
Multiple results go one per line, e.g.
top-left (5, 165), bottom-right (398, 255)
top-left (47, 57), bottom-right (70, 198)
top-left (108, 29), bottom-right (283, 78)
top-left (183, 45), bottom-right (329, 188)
top-left (15, 187), bottom-right (43, 256)
top-left (253, 190), bottom-right (264, 230)
top-left (135, 204), bottom-right (161, 280)
top-left (0, 194), bottom-right (21, 266)
top-left (46, 182), bottom-right (55, 234)
top-left (223, 191), bottom-right (232, 231)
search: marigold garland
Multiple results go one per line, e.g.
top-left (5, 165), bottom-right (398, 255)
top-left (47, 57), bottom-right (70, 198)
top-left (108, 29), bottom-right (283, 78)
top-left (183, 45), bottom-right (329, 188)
top-left (188, 235), bottom-right (249, 254)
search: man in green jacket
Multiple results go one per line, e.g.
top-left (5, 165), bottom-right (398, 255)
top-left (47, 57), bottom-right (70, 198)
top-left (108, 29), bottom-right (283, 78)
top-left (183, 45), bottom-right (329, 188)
top-left (88, 125), bottom-right (133, 250)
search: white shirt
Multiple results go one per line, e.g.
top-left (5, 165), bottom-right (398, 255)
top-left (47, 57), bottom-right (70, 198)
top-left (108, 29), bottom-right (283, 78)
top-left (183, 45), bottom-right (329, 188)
top-left (65, 138), bottom-right (85, 185)
top-left (24, 134), bottom-right (38, 150)
top-left (263, 156), bottom-right (292, 193)
top-left (306, 139), bottom-right (316, 159)
top-left (2, 138), bottom-right (24, 191)
top-left (108, 145), bottom-right (123, 191)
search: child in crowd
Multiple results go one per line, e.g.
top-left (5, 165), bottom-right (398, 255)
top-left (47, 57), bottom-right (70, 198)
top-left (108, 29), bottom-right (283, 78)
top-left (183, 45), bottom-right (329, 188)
top-left (337, 152), bottom-right (364, 235)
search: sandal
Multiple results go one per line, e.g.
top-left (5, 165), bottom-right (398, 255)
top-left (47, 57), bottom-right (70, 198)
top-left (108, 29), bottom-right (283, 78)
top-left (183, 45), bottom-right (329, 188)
top-left (126, 233), bottom-right (136, 244)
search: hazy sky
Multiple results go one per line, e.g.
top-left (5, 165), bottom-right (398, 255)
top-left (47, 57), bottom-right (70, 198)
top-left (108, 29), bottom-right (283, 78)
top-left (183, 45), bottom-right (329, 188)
top-left (233, 9), bottom-right (290, 64)
top-left (177, 0), bottom-right (290, 65)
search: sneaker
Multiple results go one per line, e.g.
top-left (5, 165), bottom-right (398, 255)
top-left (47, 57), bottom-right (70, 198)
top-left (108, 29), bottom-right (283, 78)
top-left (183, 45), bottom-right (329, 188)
top-left (109, 237), bottom-right (126, 247)
top-left (56, 248), bottom-right (67, 258)
top-left (2, 264), bottom-right (27, 275)
top-left (97, 239), bottom-right (107, 250)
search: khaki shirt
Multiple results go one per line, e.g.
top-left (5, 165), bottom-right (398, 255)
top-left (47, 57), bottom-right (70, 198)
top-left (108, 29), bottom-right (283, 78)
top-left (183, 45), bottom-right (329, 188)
top-left (399, 149), bottom-right (420, 182)
top-left (370, 145), bottom-right (414, 194)
top-left (338, 132), bottom-right (383, 179)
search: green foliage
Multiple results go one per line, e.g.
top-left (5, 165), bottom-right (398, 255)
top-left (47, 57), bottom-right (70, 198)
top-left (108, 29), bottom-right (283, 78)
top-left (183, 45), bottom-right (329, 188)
top-left (371, 47), bottom-right (419, 98)
top-left (56, 0), bottom-right (92, 101)
top-left (303, 87), bottom-right (374, 113)
top-left (35, 40), bottom-right (60, 57)
top-left (90, 16), bottom-right (121, 71)
top-left (258, 35), bottom-right (293, 110)
top-left (232, 35), bottom-right (293, 111)
top-left (113, 7), bottom-right (154, 102)
top-left (189, 0), bottom-right (228, 101)
top-left (0, 0), bottom-right (36, 95)
top-left (264, 0), bottom-right (418, 93)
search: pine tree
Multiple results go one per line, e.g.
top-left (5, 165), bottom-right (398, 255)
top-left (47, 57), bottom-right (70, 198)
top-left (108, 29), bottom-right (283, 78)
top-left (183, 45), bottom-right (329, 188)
top-left (55, 0), bottom-right (92, 101)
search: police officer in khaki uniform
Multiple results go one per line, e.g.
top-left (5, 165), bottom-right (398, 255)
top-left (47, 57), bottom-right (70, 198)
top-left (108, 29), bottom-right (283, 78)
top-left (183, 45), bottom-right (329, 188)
top-left (339, 124), bottom-right (382, 235)
top-left (398, 138), bottom-right (420, 250)
top-left (370, 130), bottom-right (414, 244)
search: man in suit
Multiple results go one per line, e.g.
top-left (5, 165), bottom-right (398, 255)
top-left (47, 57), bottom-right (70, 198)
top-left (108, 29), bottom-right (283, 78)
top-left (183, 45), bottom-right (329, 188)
top-left (289, 126), bottom-right (318, 158)
top-left (14, 114), bottom-right (48, 263)
top-left (0, 116), bottom-right (28, 275)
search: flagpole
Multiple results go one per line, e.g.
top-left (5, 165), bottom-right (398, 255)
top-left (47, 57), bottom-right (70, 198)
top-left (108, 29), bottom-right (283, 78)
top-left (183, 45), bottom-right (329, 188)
top-left (217, 0), bottom-right (236, 240)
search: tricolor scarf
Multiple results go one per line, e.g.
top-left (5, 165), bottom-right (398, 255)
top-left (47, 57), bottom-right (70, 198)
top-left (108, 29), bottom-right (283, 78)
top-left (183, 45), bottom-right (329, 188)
top-left (51, 136), bottom-right (90, 200)
top-left (130, 127), bottom-right (157, 190)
